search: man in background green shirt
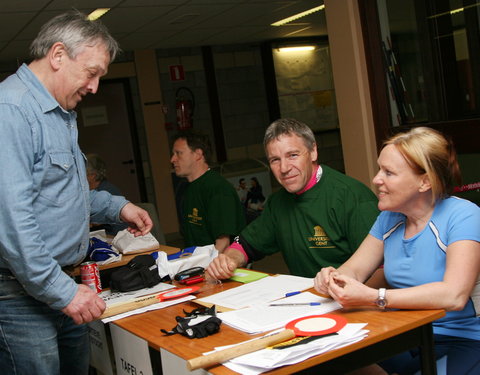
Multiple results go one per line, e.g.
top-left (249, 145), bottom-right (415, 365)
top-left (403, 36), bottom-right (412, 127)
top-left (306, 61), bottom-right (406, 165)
top-left (171, 131), bottom-right (246, 252)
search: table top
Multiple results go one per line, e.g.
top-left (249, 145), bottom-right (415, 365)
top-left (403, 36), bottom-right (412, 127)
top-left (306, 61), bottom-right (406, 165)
top-left (113, 279), bottom-right (445, 375)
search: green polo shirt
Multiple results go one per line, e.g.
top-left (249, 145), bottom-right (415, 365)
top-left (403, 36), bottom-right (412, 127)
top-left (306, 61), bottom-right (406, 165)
top-left (242, 165), bottom-right (379, 277)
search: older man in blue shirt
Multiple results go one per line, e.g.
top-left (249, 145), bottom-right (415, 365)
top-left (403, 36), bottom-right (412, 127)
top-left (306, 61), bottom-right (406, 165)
top-left (0, 11), bottom-right (152, 375)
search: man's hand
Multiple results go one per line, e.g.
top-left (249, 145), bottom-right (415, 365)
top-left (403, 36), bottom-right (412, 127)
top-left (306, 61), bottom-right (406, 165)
top-left (205, 251), bottom-right (243, 280)
top-left (62, 284), bottom-right (106, 324)
top-left (119, 202), bottom-right (153, 236)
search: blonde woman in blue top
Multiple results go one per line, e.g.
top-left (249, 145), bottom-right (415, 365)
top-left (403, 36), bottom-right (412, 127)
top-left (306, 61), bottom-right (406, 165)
top-left (314, 127), bottom-right (480, 375)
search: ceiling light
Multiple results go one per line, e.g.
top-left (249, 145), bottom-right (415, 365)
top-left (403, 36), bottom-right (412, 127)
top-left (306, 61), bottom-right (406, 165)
top-left (88, 8), bottom-right (111, 21)
top-left (278, 46), bottom-right (316, 52)
top-left (271, 5), bottom-right (325, 27)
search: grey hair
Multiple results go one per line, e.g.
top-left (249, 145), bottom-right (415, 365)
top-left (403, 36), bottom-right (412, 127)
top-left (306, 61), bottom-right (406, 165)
top-left (86, 153), bottom-right (107, 182)
top-left (30, 10), bottom-right (120, 61)
top-left (263, 118), bottom-right (316, 151)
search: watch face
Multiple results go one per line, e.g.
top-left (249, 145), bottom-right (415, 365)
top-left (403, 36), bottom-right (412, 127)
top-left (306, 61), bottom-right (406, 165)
top-left (377, 299), bottom-right (387, 308)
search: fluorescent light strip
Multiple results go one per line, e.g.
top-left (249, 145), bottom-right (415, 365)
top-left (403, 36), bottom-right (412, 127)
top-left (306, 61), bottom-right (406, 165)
top-left (428, 2), bottom-right (480, 19)
top-left (271, 5), bottom-right (325, 27)
top-left (278, 46), bottom-right (315, 52)
top-left (88, 8), bottom-right (111, 21)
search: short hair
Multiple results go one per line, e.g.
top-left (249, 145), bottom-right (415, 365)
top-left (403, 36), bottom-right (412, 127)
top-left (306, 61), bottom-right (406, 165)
top-left (384, 127), bottom-right (461, 200)
top-left (86, 153), bottom-right (107, 182)
top-left (264, 118), bottom-right (316, 152)
top-left (30, 10), bottom-right (120, 62)
top-left (172, 130), bottom-right (212, 165)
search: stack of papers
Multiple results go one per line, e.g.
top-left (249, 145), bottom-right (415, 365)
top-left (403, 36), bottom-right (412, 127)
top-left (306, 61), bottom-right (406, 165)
top-left (220, 323), bottom-right (369, 375)
top-left (196, 274), bottom-right (314, 310)
top-left (218, 292), bottom-right (342, 334)
top-left (99, 283), bottom-right (195, 322)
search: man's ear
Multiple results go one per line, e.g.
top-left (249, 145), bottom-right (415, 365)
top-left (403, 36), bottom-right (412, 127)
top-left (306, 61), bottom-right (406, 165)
top-left (49, 42), bottom-right (66, 70)
top-left (419, 174), bottom-right (432, 192)
top-left (310, 143), bottom-right (318, 163)
top-left (194, 148), bottom-right (204, 162)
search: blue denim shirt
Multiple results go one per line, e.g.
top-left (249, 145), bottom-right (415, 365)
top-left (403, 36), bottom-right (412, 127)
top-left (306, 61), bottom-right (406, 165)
top-left (0, 64), bottom-right (128, 309)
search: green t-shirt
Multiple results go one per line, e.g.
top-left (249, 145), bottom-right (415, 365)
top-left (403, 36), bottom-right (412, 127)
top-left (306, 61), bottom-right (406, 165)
top-left (182, 169), bottom-right (246, 247)
top-left (242, 165), bottom-right (379, 277)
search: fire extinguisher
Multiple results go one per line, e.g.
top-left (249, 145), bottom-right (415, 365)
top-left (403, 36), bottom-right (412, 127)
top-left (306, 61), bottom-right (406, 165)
top-left (176, 87), bottom-right (194, 130)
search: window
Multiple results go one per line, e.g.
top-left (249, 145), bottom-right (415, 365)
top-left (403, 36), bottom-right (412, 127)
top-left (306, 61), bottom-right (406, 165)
top-left (360, 0), bottom-right (480, 152)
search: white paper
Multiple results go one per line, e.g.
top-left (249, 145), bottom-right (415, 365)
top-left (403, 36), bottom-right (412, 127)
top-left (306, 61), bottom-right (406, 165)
top-left (99, 282), bottom-right (175, 305)
top-left (196, 275), bottom-right (314, 310)
top-left (217, 292), bottom-right (342, 334)
top-left (221, 323), bottom-right (369, 374)
top-left (99, 283), bottom-right (195, 323)
top-left (101, 295), bottom-right (196, 323)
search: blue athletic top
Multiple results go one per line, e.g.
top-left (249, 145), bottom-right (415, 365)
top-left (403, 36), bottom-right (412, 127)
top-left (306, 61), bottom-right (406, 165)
top-left (370, 196), bottom-right (480, 340)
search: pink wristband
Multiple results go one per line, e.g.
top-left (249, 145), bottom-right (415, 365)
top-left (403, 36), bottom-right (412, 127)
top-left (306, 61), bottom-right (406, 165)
top-left (229, 241), bottom-right (248, 264)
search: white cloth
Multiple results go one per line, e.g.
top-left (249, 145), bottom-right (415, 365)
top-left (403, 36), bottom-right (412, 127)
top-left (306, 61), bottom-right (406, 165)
top-left (156, 244), bottom-right (218, 280)
top-left (111, 229), bottom-right (160, 254)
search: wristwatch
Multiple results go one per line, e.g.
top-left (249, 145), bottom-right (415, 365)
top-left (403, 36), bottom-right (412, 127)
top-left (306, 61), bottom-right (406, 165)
top-left (375, 288), bottom-right (388, 309)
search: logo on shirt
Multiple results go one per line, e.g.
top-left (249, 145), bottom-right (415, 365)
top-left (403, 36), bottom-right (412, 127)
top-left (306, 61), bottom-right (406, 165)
top-left (187, 208), bottom-right (203, 226)
top-left (308, 225), bottom-right (334, 248)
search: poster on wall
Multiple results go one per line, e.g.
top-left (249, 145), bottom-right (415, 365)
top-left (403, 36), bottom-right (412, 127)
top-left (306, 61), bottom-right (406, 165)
top-left (219, 158), bottom-right (272, 223)
top-left (273, 45), bottom-right (339, 132)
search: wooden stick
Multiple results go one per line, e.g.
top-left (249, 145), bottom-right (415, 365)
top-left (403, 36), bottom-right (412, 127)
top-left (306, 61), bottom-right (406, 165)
top-left (99, 294), bottom-right (160, 319)
top-left (186, 329), bottom-right (295, 371)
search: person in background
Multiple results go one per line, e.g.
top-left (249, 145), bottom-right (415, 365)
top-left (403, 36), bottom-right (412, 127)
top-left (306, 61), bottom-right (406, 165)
top-left (0, 11), bottom-right (152, 375)
top-left (87, 153), bottom-right (129, 234)
top-left (245, 176), bottom-right (266, 210)
top-left (206, 118), bottom-right (379, 279)
top-left (86, 153), bottom-right (122, 195)
top-left (236, 178), bottom-right (248, 205)
top-left (314, 127), bottom-right (480, 375)
top-left (171, 130), bottom-right (246, 252)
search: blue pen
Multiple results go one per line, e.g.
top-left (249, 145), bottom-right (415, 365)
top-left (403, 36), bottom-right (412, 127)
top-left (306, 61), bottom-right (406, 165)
top-left (269, 302), bottom-right (321, 306)
top-left (285, 291), bottom-right (301, 297)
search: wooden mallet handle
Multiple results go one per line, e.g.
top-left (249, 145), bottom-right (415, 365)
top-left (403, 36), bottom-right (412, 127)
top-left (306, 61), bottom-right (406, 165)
top-left (186, 328), bottom-right (295, 371)
top-left (99, 294), bottom-right (159, 319)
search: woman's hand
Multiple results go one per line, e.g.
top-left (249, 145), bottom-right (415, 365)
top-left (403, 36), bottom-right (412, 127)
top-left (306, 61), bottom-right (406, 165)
top-left (327, 273), bottom-right (377, 307)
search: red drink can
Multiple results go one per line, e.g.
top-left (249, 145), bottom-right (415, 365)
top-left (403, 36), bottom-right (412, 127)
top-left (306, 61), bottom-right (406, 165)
top-left (80, 261), bottom-right (102, 293)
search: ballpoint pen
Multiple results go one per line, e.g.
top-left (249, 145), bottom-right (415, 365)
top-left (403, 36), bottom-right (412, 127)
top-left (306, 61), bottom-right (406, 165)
top-left (269, 302), bottom-right (321, 306)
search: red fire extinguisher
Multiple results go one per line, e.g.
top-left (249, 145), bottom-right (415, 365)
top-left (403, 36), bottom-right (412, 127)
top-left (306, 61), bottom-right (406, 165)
top-left (176, 87), bottom-right (194, 130)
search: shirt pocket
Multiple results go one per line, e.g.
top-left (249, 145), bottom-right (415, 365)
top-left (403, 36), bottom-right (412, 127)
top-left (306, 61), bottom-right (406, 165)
top-left (39, 151), bottom-right (81, 205)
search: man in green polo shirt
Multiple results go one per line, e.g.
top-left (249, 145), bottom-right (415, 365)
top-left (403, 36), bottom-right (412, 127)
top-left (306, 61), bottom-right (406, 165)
top-left (171, 131), bottom-right (246, 252)
top-left (206, 118), bottom-right (379, 279)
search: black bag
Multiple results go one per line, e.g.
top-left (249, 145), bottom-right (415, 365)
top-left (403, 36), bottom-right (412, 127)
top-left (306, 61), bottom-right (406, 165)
top-left (110, 254), bottom-right (161, 292)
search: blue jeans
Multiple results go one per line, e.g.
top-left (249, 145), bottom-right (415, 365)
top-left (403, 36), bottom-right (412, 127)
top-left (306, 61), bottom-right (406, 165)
top-left (0, 270), bottom-right (90, 375)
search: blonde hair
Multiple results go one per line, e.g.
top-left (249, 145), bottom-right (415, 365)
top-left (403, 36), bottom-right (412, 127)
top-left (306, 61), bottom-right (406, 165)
top-left (384, 127), bottom-right (461, 200)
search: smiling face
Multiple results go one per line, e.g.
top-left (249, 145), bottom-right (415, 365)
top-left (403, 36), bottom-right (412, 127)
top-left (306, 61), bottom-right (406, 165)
top-left (372, 144), bottom-right (429, 213)
top-left (54, 42), bottom-right (110, 110)
top-left (266, 133), bottom-right (317, 193)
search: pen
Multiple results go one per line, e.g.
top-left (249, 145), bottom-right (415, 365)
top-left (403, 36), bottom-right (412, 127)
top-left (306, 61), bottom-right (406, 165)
top-left (269, 302), bottom-right (321, 306)
top-left (285, 291), bottom-right (301, 297)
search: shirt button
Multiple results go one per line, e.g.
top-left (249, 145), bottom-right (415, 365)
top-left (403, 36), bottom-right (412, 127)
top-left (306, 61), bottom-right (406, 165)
top-left (64, 164), bottom-right (69, 168)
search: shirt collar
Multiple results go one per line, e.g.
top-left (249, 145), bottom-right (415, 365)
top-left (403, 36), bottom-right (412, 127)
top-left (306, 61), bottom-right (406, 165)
top-left (296, 164), bottom-right (323, 195)
top-left (17, 63), bottom-right (69, 115)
